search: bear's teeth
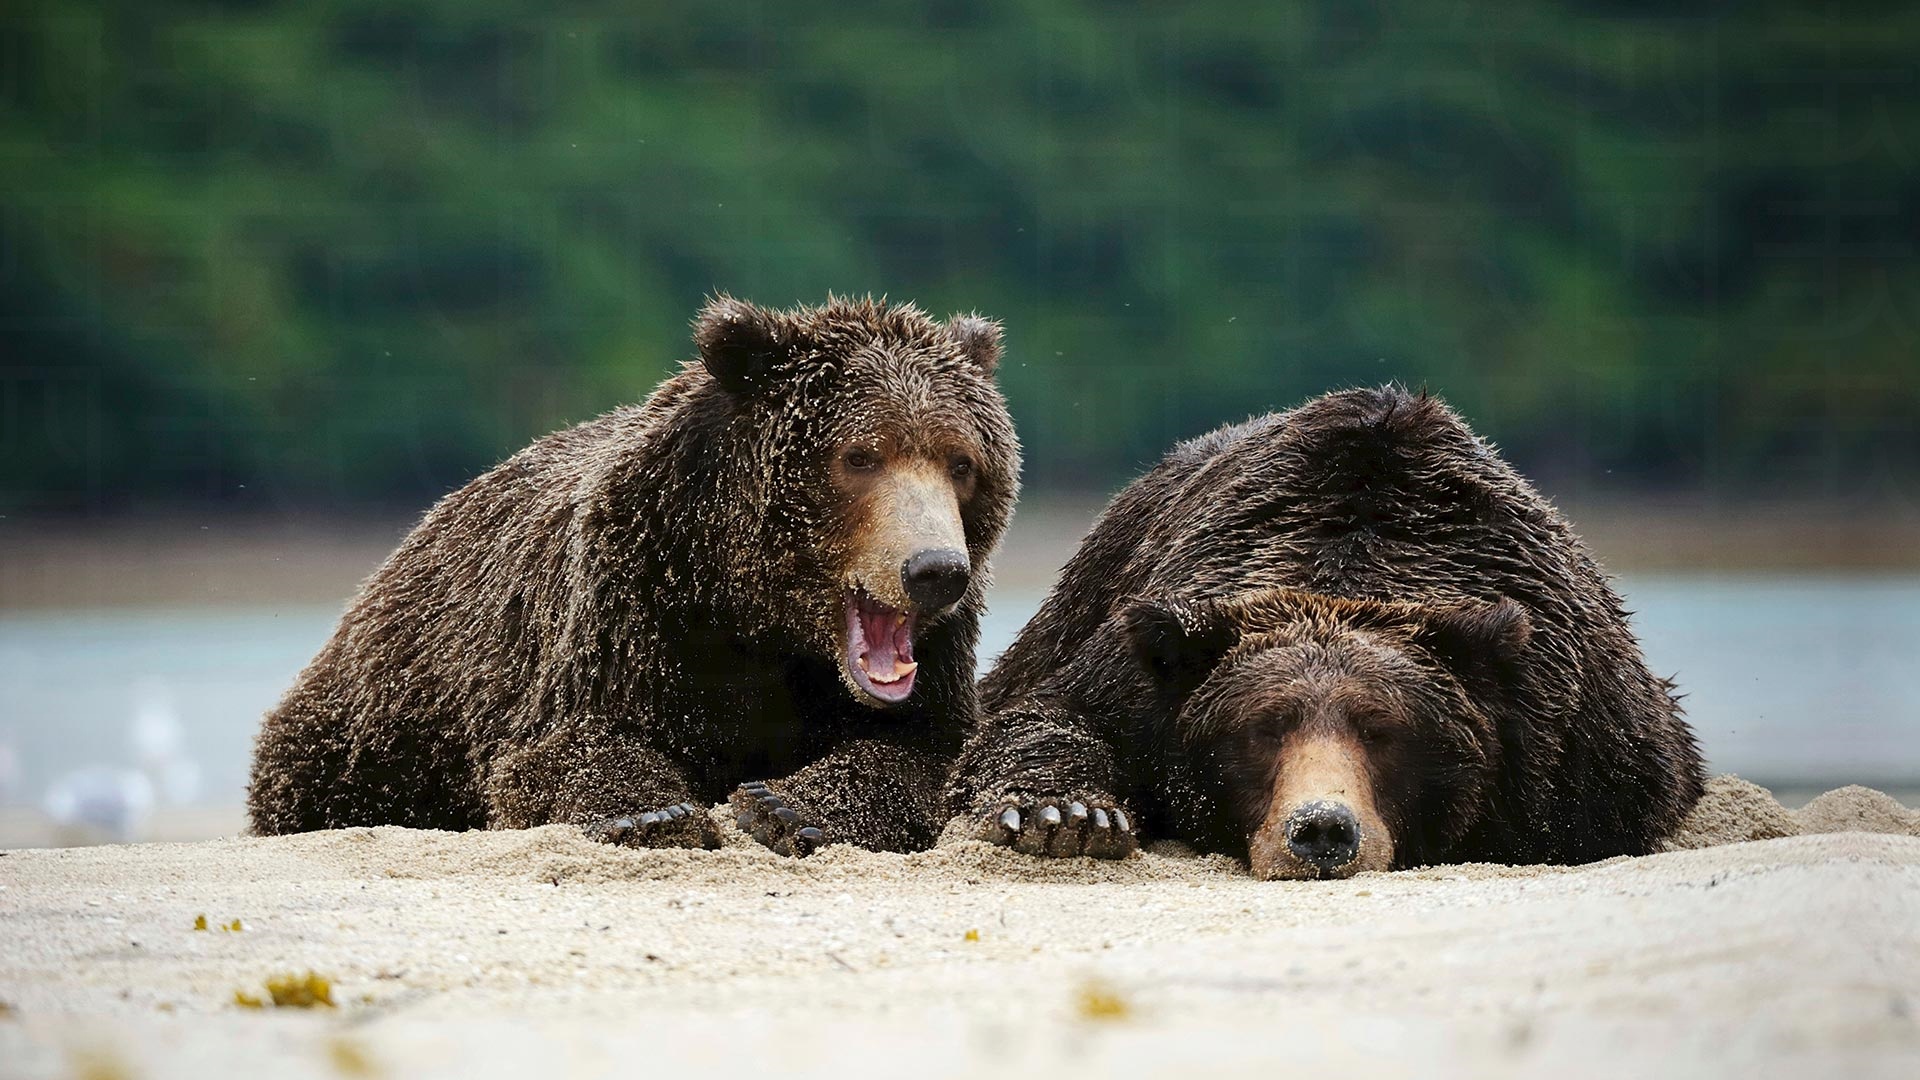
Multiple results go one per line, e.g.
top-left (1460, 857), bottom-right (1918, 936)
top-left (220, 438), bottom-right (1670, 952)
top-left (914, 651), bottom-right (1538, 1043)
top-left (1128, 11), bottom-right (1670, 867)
top-left (867, 659), bottom-right (918, 684)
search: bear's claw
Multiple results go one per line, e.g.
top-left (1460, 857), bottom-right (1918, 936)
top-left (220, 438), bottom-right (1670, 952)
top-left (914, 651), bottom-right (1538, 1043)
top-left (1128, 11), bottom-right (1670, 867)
top-left (730, 783), bottom-right (827, 857)
top-left (983, 794), bottom-right (1138, 859)
top-left (585, 802), bottom-right (718, 849)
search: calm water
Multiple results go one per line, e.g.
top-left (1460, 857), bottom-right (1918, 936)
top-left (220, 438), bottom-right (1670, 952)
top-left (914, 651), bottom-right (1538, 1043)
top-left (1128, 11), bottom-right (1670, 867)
top-left (2, 576), bottom-right (1916, 813)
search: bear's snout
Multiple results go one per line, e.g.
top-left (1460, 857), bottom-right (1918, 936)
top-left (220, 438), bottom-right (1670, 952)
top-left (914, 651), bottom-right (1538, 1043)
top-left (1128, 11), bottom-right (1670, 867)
top-left (848, 461), bottom-right (969, 614)
top-left (902, 548), bottom-right (970, 611)
top-left (1247, 732), bottom-right (1395, 880)
top-left (1284, 800), bottom-right (1360, 872)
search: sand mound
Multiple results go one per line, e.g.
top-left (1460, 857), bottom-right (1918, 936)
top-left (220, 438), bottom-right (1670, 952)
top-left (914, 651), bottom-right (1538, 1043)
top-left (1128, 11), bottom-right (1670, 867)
top-left (1661, 775), bottom-right (1803, 850)
top-left (1661, 777), bottom-right (1920, 850)
top-left (1797, 784), bottom-right (1920, 837)
top-left (232, 811), bottom-right (1255, 891)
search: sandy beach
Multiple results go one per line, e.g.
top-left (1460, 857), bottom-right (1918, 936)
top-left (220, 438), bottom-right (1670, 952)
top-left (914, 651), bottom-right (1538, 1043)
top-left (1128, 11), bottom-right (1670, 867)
top-left (1, 778), bottom-right (1916, 1079)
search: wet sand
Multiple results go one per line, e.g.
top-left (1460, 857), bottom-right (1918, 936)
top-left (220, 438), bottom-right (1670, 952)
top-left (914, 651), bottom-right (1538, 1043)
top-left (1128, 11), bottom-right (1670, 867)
top-left (0, 780), bottom-right (1915, 1078)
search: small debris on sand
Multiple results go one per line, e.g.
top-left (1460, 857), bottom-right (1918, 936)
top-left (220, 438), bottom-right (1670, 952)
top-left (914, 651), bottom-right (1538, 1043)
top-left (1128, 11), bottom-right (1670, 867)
top-left (326, 1036), bottom-right (379, 1077)
top-left (232, 972), bottom-right (335, 1010)
top-left (1074, 978), bottom-right (1133, 1021)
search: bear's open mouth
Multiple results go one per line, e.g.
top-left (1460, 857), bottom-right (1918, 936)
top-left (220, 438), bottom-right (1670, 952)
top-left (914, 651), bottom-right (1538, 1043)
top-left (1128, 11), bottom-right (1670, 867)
top-left (845, 590), bottom-right (918, 704)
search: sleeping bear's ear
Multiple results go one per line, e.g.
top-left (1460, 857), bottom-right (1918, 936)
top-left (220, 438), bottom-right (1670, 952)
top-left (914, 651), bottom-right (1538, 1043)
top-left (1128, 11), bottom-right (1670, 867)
top-left (1412, 597), bottom-right (1532, 679)
top-left (1121, 598), bottom-right (1241, 697)
top-left (944, 313), bottom-right (1003, 374)
top-left (694, 295), bottom-right (797, 394)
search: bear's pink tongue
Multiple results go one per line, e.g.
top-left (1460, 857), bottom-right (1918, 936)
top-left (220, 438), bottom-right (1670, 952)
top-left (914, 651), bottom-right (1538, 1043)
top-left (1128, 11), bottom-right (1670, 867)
top-left (848, 593), bottom-right (918, 700)
top-left (860, 604), bottom-right (917, 681)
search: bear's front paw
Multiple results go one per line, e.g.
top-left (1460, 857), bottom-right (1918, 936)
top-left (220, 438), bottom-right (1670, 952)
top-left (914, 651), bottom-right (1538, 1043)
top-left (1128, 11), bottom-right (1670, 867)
top-left (585, 802), bottom-right (719, 849)
top-left (982, 795), bottom-right (1139, 859)
top-left (729, 781), bottom-right (827, 857)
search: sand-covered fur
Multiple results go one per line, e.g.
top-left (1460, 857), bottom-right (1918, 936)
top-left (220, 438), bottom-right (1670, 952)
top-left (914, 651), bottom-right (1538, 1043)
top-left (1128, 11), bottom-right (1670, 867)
top-left (952, 386), bottom-right (1704, 876)
top-left (249, 296), bottom-right (1019, 854)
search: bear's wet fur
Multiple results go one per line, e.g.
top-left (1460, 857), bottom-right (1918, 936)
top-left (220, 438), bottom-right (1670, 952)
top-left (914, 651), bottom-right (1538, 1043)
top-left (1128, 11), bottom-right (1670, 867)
top-left (951, 385), bottom-right (1703, 874)
top-left (249, 295), bottom-right (1019, 854)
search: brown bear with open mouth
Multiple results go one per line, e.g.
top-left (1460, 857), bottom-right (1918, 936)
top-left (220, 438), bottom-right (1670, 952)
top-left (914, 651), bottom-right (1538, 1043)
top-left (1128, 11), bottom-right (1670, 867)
top-left (247, 295), bottom-right (1018, 855)
top-left (949, 385), bottom-right (1704, 878)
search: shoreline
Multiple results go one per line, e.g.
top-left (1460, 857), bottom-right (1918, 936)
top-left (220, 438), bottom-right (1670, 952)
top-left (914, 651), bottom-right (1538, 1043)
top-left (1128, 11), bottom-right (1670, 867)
top-left (4, 499), bottom-right (1919, 612)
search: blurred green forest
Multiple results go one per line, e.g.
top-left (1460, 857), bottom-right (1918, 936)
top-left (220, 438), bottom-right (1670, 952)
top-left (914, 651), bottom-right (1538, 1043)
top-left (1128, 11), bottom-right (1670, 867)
top-left (2, 1), bottom-right (1917, 514)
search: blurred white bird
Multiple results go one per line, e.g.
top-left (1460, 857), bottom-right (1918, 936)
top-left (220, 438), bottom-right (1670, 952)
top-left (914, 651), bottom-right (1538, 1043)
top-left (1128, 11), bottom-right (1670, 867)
top-left (0, 741), bottom-right (18, 804)
top-left (42, 764), bottom-right (156, 843)
top-left (130, 680), bottom-right (201, 805)
top-left (38, 680), bottom-right (204, 845)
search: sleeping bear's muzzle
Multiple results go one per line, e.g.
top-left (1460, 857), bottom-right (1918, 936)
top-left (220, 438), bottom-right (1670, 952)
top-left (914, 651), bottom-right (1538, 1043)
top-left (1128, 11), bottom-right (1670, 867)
top-left (1247, 732), bottom-right (1396, 880)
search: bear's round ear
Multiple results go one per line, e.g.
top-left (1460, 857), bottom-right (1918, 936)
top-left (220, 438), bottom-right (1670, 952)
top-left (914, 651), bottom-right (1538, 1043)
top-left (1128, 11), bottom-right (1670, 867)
top-left (1412, 597), bottom-right (1533, 677)
top-left (694, 295), bottom-right (796, 395)
top-left (944, 314), bottom-right (1003, 374)
top-left (1120, 597), bottom-right (1241, 697)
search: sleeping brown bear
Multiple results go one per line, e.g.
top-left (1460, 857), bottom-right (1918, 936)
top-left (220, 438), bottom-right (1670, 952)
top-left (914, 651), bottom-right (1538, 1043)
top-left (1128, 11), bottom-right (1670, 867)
top-left (949, 385), bottom-right (1703, 877)
top-left (248, 295), bottom-right (1019, 855)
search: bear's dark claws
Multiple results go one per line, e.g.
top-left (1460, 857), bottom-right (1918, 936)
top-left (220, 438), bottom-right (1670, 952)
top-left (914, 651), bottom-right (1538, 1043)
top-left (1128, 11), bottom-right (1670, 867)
top-left (730, 783), bottom-right (827, 858)
top-left (586, 803), bottom-right (717, 850)
top-left (980, 795), bottom-right (1138, 860)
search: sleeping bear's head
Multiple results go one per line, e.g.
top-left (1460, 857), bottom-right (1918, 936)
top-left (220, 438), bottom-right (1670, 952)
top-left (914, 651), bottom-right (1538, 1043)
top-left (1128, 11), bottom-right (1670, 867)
top-left (692, 295), bottom-right (1018, 708)
top-left (1123, 587), bottom-right (1531, 879)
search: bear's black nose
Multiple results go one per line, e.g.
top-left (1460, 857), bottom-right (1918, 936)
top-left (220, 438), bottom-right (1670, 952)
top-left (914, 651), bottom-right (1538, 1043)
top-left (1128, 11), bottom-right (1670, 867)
top-left (1285, 800), bottom-right (1360, 871)
top-left (902, 548), bottom-right (970, 611)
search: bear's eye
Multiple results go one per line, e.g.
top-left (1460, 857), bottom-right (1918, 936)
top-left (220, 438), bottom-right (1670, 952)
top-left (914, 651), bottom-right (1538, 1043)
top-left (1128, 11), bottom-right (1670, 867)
top-left (1355, 720), bottom-right (1398, 748)
top-left (843, 448), bottom-right (880, 472)
top-left (949, 456), bottom-right (974, 480)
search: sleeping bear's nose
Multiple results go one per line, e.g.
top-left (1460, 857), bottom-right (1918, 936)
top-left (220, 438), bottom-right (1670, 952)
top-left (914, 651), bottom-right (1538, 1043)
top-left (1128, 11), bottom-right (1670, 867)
top-left (902, 548), bottom-right (970, 611)
top-left (1285, 800), bottom-right (1360, 871)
